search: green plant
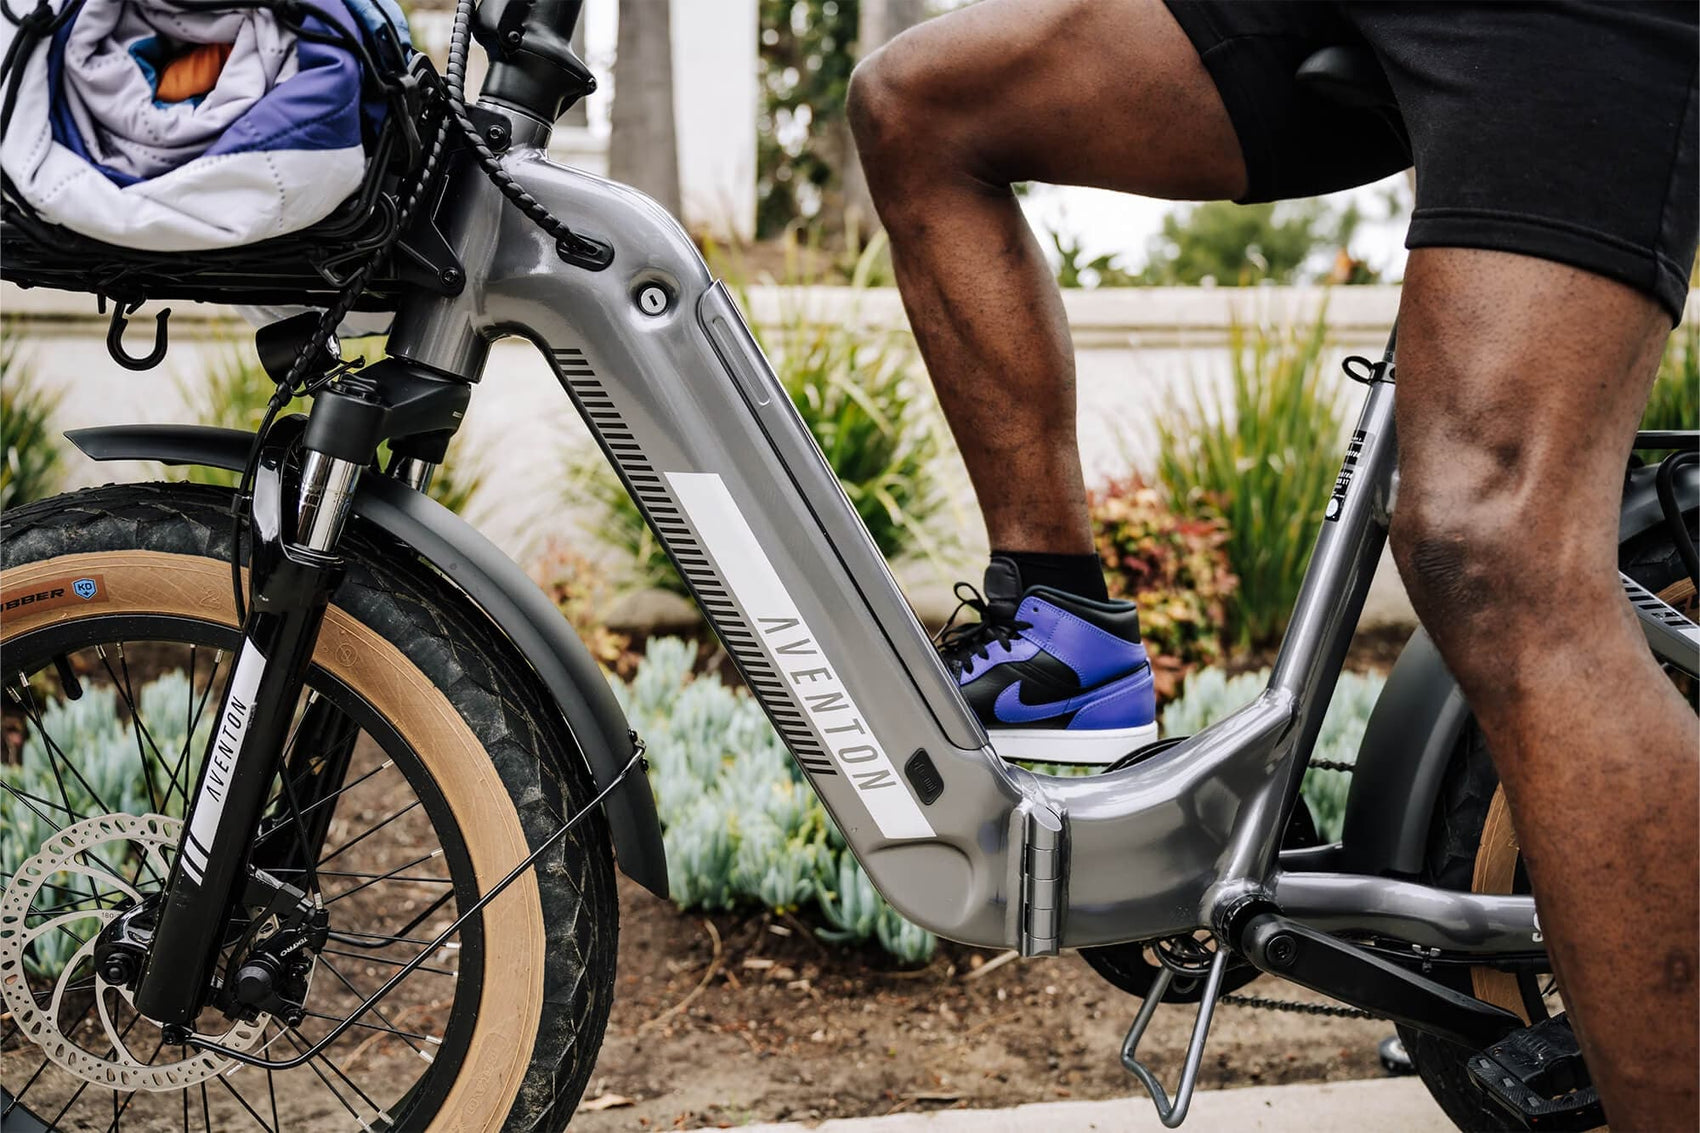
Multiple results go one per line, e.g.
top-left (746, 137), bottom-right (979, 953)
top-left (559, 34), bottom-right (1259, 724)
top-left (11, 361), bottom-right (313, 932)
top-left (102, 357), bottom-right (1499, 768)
top-left (1641, 322), bottom-right (1698, 453)
top-left (1160, 665), bottom-right (1386, 841)
top-left (1, 333), bottom-right (66, 511)
top-left (615, 636), bottom-right (935, 964)
top-left (530, 539), bottom-right (634, 673)
top-left (3, 670), bottom-right (209, 977)
top-left (756, 0), bottom-right (859, 237)
top-left (1136, 200), bottom-right (1372, 286)
top-left (178, 343), bottom-right (485, 512)
top-left (1089, 477), bottom-right (1238, 701)
top-left (1156, 313), bottom-right (1345, 646)
top-left (575, 235), bottom-right (951, 594)
top-left (1050, 228), bottom-right (1138, 289)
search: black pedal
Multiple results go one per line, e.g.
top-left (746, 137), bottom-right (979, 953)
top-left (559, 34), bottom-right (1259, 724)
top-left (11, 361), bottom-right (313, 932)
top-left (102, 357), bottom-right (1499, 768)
top-left (1467, 1014), bottom-right (1604, 1131)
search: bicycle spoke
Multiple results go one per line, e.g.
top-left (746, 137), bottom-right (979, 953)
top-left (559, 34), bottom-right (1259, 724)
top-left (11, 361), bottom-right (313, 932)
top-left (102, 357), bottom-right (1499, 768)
top-left (321, 850), bottom-right (447, 906)
top-left (2, 624), bottom-right (464, 1132)
top-left (0, 783), bottom-right (89, 823)
top-left (315, 799), bottom-right (420, 867)
top-left (317, 947), bottom-right (456, 979)
top-left (161, 650), bottom-right (226, 814)
top-left (279, 1027), bottom-right (372, 1127)
top-left (317, 956), bottom-right (427, 1058)
top-left (213, 1068), bottom-right (279, 1133)
top-left (297, 1034), bottom-right (390, 1120)
top-left (343, 890), bottom-right (457, 951)
top-left (45, 1010), bottom-right (145, 1129)
top-left (8, 680), bottom-right (84, 842)
top-left (97, 644), bottom-right (164, 816)
top-left (299, 1008), bottom-right (441, 1043)
top-left (15, 673), bottom-right (118, 817)
top-left (2, 877), bottom-right (108, 911)
top-left (5, 1056), bottom-right (54, 1117)
top-left (258, 759), bottom-right (395, 845)
top-left (296, 867), bottom-right (452, 883)
top-left (0, 778), bottom-right (107, 912)
top-left (101, 1037), bottom-right (165, 1132)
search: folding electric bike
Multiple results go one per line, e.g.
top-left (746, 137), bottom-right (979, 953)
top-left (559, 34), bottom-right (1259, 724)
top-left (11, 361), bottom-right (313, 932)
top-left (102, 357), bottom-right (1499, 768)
top-left (3, 3), bottom-right (1696, 1128)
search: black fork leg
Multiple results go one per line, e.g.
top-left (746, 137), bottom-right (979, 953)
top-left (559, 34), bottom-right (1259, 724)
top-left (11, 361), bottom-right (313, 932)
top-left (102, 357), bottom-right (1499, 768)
top-left (132, 418), bottom-right (363, 1028)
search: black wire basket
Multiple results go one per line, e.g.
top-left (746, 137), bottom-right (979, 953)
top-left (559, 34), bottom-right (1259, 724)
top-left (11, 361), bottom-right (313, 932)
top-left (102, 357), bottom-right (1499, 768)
top-left (0, 28), bottom-right (442, 312)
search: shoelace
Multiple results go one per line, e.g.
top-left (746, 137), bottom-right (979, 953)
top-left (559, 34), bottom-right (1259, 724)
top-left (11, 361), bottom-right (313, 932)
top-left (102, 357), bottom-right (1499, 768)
top-left (933, 582), bottom-right (1031, 675)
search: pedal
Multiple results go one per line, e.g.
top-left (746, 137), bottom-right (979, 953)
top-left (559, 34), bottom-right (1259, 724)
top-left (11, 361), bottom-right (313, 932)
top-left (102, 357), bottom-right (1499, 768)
top-left (1466, 1014), bottom-right (1604, 1131)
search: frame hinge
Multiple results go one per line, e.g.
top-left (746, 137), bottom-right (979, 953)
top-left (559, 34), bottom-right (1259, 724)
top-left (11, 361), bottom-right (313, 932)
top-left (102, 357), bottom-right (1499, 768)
top-left (1019, 801), bottom-right (1067, 956)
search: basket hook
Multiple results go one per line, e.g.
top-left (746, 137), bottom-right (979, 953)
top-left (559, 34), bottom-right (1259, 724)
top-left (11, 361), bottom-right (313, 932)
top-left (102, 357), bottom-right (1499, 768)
top-left (107, 301), bottom-right (170, 371)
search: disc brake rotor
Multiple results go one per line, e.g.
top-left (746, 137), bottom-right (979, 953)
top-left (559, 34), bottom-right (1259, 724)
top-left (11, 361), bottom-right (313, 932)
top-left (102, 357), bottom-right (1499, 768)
top-left (0, 813), bottom-right (266, 1091)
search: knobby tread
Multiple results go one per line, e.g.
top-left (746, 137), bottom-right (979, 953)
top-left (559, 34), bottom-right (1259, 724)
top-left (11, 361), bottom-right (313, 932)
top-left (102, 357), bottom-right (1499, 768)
top-left (2, 482), bottom-right (618, 1131)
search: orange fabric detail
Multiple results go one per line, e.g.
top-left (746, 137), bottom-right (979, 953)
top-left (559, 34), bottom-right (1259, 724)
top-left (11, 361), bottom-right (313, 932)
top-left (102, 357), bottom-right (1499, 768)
top-left (155, 42), bottom-right (233, 103)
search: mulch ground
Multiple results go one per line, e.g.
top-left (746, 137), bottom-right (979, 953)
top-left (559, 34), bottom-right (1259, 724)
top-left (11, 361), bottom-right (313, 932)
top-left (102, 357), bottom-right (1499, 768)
top-left (575, 879), bottom-right (1398, 1130)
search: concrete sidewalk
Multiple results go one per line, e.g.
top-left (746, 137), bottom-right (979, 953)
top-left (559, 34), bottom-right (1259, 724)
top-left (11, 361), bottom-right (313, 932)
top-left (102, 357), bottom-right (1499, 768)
top-left (688, 1077), bottom-right (1451, 1132)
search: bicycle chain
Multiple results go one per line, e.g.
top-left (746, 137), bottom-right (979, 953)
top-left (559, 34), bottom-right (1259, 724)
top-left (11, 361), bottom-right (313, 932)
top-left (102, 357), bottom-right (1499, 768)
top-left (1306, 759), bottom-right (1356, 772)
top-left (1220, 992), bottom-right (1378, 1020)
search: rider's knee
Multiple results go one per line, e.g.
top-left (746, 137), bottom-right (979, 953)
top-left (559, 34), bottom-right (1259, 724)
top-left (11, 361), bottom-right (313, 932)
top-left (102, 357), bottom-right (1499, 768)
top-left (847, 40), bottom-right (928, 166)
top-left (1390, 468), bottom-right (1545, 653)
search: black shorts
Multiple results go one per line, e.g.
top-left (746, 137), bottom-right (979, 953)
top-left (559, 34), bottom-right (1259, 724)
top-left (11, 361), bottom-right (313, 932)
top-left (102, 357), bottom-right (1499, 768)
top-left (1164, 1), bottom-right (1698, 322)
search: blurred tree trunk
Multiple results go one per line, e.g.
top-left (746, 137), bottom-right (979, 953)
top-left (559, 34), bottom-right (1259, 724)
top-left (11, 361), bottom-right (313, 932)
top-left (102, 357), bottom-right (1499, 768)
top-left (610, 0), bottom-right (682, 217)
top-left (840, 0), bottom-right (926, 238)
top-left (560, 19), bottom-right (589, 128)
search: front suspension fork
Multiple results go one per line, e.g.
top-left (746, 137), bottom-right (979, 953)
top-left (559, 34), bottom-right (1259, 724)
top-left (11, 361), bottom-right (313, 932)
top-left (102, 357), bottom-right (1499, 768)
top-left (132, 420), bottom-right (365, 1027)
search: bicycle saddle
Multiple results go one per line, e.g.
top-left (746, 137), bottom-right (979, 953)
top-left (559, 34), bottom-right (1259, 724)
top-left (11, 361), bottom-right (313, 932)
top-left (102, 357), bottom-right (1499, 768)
top-left (1295, 45), bottom-right (1398, 113)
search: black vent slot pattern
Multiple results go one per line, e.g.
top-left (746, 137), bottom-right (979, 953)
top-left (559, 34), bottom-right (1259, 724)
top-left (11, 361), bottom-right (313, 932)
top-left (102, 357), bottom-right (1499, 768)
top-left (553, 349), bottom-right (838, 777)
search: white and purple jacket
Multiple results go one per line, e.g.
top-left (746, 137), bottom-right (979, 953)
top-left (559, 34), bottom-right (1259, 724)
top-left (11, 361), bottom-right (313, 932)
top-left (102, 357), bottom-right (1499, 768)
top-left (0, 0), bottom-right (407, 250)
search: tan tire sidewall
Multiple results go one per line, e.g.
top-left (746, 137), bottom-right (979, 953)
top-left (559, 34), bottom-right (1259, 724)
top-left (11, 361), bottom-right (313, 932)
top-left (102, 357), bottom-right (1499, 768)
top-left (1, 550), bottom-right (543, 1131)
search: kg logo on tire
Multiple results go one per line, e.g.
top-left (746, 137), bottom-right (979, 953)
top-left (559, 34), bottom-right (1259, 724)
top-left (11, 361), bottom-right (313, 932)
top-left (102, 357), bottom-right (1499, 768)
top-left (73, 578), bottom-right (98, 600)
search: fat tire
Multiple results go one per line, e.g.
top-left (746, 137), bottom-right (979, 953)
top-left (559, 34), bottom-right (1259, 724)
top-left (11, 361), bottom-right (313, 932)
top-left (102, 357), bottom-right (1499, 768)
top-left (1, 482), bottom-right (619, 1131)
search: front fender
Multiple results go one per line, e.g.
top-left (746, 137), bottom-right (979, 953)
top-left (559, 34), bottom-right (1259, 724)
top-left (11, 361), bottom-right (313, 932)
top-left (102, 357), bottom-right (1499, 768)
top-left (66, 423), bottom-right (669, 898)
top-left (1341, 456), bottom-right (1698, 877)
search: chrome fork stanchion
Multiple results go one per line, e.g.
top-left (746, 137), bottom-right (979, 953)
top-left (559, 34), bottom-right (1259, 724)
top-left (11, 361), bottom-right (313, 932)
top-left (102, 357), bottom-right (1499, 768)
top-left (296, 450), bottom-right (364, 551)
top-left (386, 454), bottom-right (436, 493)
top-left (1120, 947), bottom-right (1230, 1128)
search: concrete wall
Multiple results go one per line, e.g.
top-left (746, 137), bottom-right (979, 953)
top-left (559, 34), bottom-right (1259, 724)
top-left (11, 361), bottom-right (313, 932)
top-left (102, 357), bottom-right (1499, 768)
top-left (7, 284), bottom-right (1692, 628)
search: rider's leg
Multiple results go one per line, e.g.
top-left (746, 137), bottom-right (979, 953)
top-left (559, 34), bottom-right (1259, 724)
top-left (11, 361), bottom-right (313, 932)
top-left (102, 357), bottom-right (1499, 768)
top-left (846, 0), bottom-right (1247, 557)
top-left (1392, 247), bottom-right (1698, 1129)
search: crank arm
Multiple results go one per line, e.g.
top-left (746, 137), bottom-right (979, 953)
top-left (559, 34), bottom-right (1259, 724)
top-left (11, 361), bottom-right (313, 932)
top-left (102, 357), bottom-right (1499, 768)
top-left (1237, 912), bottom-right (1521, 1048)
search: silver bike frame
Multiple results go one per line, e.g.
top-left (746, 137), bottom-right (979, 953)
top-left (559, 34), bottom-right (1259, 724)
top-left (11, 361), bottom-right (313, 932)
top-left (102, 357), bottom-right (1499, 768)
top-left (384, 103), bottom-right (1696, 958)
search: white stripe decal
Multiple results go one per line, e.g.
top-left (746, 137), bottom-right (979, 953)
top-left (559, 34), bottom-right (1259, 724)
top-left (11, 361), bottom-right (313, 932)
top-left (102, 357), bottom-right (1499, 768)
top-left (666, 472), bottom-right (934, 839)
top-left (183, 642), bottom-right (267, 881)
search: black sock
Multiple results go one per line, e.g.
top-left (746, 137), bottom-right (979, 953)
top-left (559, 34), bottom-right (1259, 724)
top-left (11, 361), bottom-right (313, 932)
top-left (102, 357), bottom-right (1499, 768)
top-left (991, 550), bottom-right (1109, 602)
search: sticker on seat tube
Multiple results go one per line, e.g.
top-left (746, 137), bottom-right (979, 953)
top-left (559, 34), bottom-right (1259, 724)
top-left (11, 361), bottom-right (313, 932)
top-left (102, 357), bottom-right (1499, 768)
top-left (181, 643), bottom-right (266, 883)
top-left (666, 472), bottom-right (935, 840)
top-left (1325, 430), bottom-right (1371, 521)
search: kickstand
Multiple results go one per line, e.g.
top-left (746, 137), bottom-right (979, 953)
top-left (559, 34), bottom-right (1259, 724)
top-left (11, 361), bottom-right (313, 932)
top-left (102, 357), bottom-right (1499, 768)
top-left (1120, 946), bottom-right (1229, 1128)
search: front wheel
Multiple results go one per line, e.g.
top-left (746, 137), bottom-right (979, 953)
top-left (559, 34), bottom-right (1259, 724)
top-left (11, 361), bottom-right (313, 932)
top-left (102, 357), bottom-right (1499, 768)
top-left (1, 483), bottom-right (618, 1131)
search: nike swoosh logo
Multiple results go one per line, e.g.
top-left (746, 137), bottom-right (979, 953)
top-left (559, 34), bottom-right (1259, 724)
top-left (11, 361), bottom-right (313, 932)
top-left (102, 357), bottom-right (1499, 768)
top-left (992, 665), bottom-right (1149, 725)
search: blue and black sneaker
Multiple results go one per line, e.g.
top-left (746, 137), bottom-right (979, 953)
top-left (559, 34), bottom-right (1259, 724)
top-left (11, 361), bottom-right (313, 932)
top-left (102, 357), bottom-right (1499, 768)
top-left (937, 555), bottom-right (1157, 766)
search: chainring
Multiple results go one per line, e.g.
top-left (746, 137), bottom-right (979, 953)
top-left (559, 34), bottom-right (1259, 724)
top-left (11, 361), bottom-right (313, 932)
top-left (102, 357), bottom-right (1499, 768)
top-left (0, 813), bottom-right (266, 1091)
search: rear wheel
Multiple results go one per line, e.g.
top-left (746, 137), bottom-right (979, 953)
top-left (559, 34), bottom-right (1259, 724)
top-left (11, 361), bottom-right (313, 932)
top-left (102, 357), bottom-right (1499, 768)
top-left (1, 483), bottom-right (618, 1131)
top-left (1398, 516), bottom-right (1696, 1130)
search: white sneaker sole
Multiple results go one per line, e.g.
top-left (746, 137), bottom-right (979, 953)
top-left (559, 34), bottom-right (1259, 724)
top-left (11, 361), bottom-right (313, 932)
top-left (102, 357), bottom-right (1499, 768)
top-left (989, 721), bottom-right (1160, 767)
